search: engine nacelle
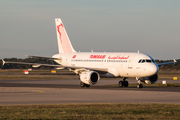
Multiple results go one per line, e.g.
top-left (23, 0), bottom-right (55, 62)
top-left (137, 74), bottom-right (158, 84)
top-left (80, 71), bottom-right (100, 85)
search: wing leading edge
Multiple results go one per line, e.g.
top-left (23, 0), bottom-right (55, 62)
top-left (157, 59), bottom-right (177, 66)
top-left (25, 55), bottom-right (60, 60)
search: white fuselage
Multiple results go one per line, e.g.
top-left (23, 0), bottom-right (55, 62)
top-left (52, 52), bottom-right (159, 78)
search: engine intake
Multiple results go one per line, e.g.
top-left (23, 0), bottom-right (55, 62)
top-left (80, 71), bottom-right (100, 85)
top-left (137, 74), bottom-right (158, 84)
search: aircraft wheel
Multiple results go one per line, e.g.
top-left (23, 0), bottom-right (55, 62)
top-left (119, 81), bottom-right (124, 87)
top-left (80, 82), bottom-right (85, 87)
top-left (137, 84), bottom-right (143, 88)
top-left (124, 81), bottom-right (129, 87)
top-left (85, 84), bottom-right (90, 87)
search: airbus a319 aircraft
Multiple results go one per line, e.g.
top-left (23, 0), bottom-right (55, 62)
top-left (3, 18), bottom-right (177, 88)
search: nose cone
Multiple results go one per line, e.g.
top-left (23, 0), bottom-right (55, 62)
top-left (149, 63), bottom-right (159, 75)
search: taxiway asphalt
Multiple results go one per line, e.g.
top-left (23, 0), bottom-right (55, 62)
top-left (0, 79), bottom-right (180, 105)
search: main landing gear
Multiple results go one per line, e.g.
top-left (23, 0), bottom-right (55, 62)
top-left (118, 78), bottom-right (129, 87)
top-left (80, 81), bottom-right (90, 88)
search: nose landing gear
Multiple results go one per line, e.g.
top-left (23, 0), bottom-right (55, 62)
top-left (137, 84), bottom-right (143, 88)
top-left (136, 77), bottom-right (143, 88)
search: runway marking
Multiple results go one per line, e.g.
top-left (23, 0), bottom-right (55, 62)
top-left (32, 90), bottom-right (44, 93)
top-left (0, 89), bottom-right (44, 95)
top-left (19, 90), bottom-right (44, 95)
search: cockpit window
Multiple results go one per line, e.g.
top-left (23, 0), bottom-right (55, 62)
top-left (146, 59), bottom-right (152, 63)
top-left (138, 59), bottom-right (152, 63)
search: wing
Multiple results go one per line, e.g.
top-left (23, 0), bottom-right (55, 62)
top-left (157, 59), bottom-right (177, 66)
top-left (2, 59), bottom-right (108, 73)
top-left (2, 59), bottom-right (61, 68)
top-left (26, 55), bottom-right (60, 60)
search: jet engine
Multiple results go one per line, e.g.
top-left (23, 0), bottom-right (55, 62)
top-left (137, 74), bottom-right (158, 84)
top-left (80, 71), bottom-right (100, 85)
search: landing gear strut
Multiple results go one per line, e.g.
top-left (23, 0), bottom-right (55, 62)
top-left (136, 77), bottom-right (143, 88)
top-left (118, 78), bottom-right (129, 87)
top-left (80, 81), bottom-right (90, 88)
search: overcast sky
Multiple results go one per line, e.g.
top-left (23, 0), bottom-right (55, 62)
top-left (0, 0), bottom-right (180, 60)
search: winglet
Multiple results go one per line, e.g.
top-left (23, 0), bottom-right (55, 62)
top-left (173, 59), bottom-right (177, 63)
top-left (2, 59), bottom-right (5, 66)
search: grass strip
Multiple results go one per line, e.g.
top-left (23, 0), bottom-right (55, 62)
top-left (0, 103), bottom-right (180, 120)
top-left (158, 72), bottom-right (180, 77)
top-left (130, 83), bottom-right (180, 87)
top-left (107, 83), bottom-right (180, 87)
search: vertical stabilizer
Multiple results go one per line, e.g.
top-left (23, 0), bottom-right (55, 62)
top-left (55, 18), bottom-right (76, 53)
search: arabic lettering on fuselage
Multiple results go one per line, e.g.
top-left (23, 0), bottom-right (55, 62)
top-left (108, 55), bottom-right (130, 59)
top-left (89, 55), bottom-right (130, 59)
